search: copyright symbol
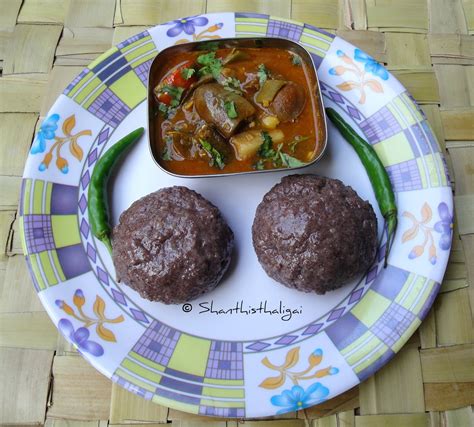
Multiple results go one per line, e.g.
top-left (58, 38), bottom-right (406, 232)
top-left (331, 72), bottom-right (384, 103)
top-left (182, 303), bottom-right (192, 313)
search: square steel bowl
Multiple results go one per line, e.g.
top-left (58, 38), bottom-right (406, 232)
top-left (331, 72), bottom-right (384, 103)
top-left (147, 37), bottom-right (327, 178)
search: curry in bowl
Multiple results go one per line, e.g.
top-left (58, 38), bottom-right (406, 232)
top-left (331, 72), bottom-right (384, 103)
top-left (148, 38), bottom-right (327, 177)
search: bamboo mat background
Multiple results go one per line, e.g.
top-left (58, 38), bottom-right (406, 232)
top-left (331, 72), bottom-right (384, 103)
top-left (1, 0), bottom-right (473, 426)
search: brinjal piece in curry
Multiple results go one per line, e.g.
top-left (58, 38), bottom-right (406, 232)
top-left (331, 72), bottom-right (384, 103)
top-left (153, 47), bottom-right (325, 175)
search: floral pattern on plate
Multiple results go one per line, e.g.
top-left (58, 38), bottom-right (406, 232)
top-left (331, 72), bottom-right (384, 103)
top-left (56, 289), bottom-right (124, 345)
top-left (260, 347), bottom-right (339, 414)
top-left (31, 114), bottom-right (91, 174)
top-left (165, 14), bottom-right (224, 45)
top-left (402, 202), bottom-right (453, 264)
top-left (329, 49), bottom-right (388, 104)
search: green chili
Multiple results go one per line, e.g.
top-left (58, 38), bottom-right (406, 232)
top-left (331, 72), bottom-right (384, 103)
top-left (88, 127), bottom-right (145, 255)
top-left (326, 108), bottom-right (397, 267)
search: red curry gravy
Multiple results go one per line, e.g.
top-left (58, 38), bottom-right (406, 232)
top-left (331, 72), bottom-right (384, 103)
top-left (153, 47), bottom-right (325, 175)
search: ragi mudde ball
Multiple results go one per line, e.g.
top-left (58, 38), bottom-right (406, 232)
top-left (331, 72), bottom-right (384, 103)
top-left (112, 186), bottom-right (234, 304)
top-left (252, 174), bottom-right (378, 294)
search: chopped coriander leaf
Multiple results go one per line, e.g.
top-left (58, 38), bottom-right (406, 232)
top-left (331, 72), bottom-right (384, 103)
top-left (157, 85), bottom-right (184, 111)
top-left (224, 100), bottom-right (238, 119)
top-left (258, 131), bottom-right (275, 158)
top-left (257, 131), bottom-right (306, 169)
top-left (181, 67), bottom-right (195, 80)
top-left (257, 64), bottom-right (269, 86)
top-left (197, 52), bottom-right (222, 79)
top-left (161, 85), bottom-right (184, 100)
top-left (200, 139), bottom-right (225, 169)
top-left (161, 146), bottom-right (172, 161)
top-left (291, 54), bottom-right (302, 66)
top-left (197, 52), bottom-right (216, 64)
top-left (158, 102), bottom-right (170, 117)
top-left (162, 136), bottom-right (173, 160)
top-left (255, 159), bottom-right (266, 170)
top-left (288, 135), bottom-right (310, 153)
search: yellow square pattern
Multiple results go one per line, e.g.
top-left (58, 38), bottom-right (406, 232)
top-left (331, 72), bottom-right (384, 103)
top-left (109, 71), bottom-right (146, 109)
top-left (374, 131), bottom-right (415, 166)
top-left (351, 289), bottom-right (391, 327)
top-left (168, 335), bottom-right (211, 377)
top-left (51, 215), bottom-right (81, 248)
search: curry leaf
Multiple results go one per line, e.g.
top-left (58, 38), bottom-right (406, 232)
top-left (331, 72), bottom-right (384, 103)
top-left (288, 135), bottom-right (310, 153)
top-left (200, 139), bottom-right (225, 169)
top-left (279, 152), bottom-right (306, 168)
top-left (258, 132), bottom-right (306, 169)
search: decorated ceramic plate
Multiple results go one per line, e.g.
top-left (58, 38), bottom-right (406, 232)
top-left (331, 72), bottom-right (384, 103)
top-left (20, 13), bottom-right (453, 418)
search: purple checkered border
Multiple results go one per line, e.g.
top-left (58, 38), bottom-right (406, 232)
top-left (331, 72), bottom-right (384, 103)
top-left (133, 320), bottom-right (180, 367)
top-left (23, 214), bottom-right (55, 254)
top-left (205, 341), bottom-right (244, 380)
